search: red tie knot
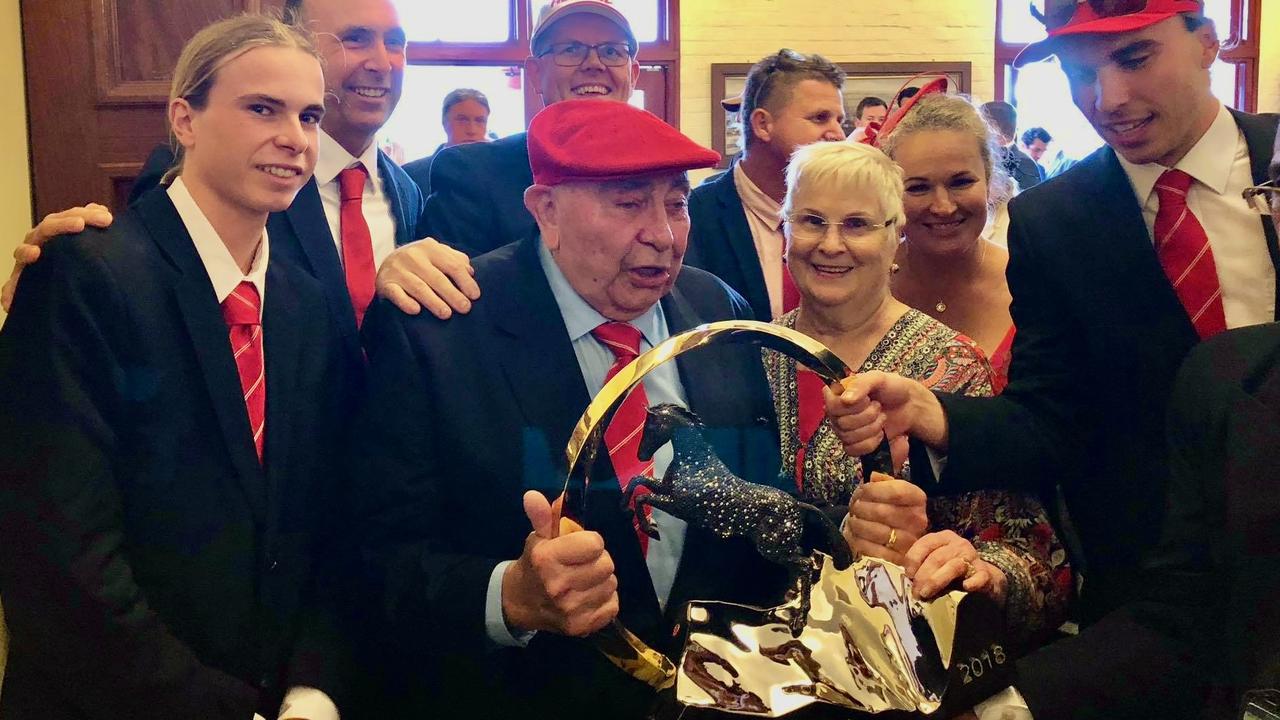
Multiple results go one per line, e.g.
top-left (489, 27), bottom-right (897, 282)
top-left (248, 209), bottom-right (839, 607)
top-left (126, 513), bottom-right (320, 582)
top-left (592, 321), bottom-right (644, 362)
top-left (338, 165), bottom-right (368, 203)
top-left (1154, 168), bottom-right (1194, 205)
top-left (222, 281), bottom-right (261, 327)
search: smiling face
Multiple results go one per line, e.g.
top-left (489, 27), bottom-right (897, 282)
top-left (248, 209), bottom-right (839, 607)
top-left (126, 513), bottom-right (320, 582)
top-left (785, 178), bottom-right (895, 311)
top-left (894, 129), bottom-right (990, 255)
top-left (173, 45), bottom-right (325, 220)
top-left (444, 97), bottom-right (490, 146)
top-left (528, 173), bottom-right (691, 320)
top-left (1056, 16), bottom-right (1219, 167)
top-left (301, 0), bottom-right (406, 156)
top-left (753, 79), bottom-right (846, 162)
top-left (526, 14), bottom-right (639, 105)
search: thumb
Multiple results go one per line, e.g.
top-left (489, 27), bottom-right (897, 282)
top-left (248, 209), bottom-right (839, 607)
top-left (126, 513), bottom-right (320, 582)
top-left (523, 490), bottom-right (555, 540)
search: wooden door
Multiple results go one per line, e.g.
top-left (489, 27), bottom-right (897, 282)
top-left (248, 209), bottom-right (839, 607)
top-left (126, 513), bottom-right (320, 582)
top-left (21, 0), bottom-right (285, 218)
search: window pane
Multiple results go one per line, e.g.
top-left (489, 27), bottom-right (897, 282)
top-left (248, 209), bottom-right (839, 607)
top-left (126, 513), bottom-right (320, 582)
top-left (1210, 59), bottom-right (1240, 108)
top-left (1008, 59), bottom-right (1103, 165)
top-left (395, 0), bottom-right (512, 43)
top-left (1001, 0), bottom-right (1046, 44)
top-left (1202, 0), bottom-right (1233, 40)
top-left (530, 0), bottom-right (661, 43)
top-left (378, 65), bottom-right (527, 165)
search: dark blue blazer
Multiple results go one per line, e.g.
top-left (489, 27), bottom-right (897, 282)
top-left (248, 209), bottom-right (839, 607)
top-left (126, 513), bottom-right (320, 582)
top-left (128, 144), bottom-right (424, 374)
top-left (686, 166), bottom-right (772, 321)
top-left (419, 133), bottom-right (536, 257)
top-left (0, 190), bottom-right (355, 719)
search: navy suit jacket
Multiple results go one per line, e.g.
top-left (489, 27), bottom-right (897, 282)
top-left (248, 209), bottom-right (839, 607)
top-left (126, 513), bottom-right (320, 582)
top-left (0, 190), bottom-right (354, 719)
top-left (129, 143), bottom-right (424, 373)
top-left (348, 236), bottom-right (787, 718)
top-left (926, 110), bottom-right (1279, 617)
top-left (686, 166), bottom-right (772, 321)
top-left (420, 132), bottom-right (536, 257)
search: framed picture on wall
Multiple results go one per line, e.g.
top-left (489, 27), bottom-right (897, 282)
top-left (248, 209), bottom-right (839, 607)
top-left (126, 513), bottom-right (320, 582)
top-left (710, 61), bottom-right (973, 169)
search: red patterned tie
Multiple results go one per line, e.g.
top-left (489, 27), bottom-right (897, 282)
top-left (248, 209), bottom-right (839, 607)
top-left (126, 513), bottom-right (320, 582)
top-left (592, 321), bottom-right (655, 555)
top-left (1153, 169), bottom-right (1227, 339)
top-left (222, 281), bottom-right (266, 463)
top-left (338, 166), bottom-right (377, 328)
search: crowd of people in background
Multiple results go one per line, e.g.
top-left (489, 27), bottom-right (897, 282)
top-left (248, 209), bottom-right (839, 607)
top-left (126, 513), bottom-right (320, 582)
top-left (0, 0), bottom-right (1277, 719)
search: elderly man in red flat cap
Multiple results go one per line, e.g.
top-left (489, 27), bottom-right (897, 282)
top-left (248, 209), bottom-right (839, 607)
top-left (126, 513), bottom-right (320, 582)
top-left (347, 99), bottom-right (789, 719)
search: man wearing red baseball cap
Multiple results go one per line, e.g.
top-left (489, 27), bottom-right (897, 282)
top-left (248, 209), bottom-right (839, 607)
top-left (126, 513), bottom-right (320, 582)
top-left (349, 100), bottom-right (788, 719)
top-left (824, 2), bottom-right (1278, 718)
top-left (422, 0), bottom-right (643, 259)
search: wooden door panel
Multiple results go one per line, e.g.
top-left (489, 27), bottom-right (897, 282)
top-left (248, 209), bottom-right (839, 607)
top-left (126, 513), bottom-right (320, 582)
top-left (23, 0), bottom-right (284, 217)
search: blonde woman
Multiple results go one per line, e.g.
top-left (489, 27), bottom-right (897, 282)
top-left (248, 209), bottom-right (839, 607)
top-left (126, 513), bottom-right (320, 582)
top-left (764, 141), bottom-right (1070, 646)
top-left (878, 92), bottom-right (1019, 392)
top-left (0, 15), bottom-right (351, 719)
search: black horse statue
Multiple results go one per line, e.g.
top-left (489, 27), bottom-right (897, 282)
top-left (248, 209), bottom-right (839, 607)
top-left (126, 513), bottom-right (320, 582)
top-left (622, 403), bottom-right (854, 634)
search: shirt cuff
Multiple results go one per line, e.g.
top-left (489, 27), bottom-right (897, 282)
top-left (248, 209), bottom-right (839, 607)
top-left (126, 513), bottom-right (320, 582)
top-left (926, 447), bottom-right (947, 481)
top-left (277, 686), bottom-right (339, 720)
top-left (975, 686), bottom-right (1033, 720)
top-left (486, 560), bottom-right (536, 648)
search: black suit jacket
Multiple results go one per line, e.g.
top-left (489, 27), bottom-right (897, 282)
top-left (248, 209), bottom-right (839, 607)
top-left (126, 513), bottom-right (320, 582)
top-left (420, 132), bottom-right (536, 257)
top-left (129, 143), bottom-right (424, 373)
top-left (401, 152), bottom-right (435, 197)
top-left (927, 110), bottom-right (1280, 623)
top-left (1007, 324), bottom-right (1280, 720)
top-left (687, 166), bottom-right (772, 321)
top-left (0, 191), bottom-right (353, 719)
top-left (1001, 144), bottom-right (1044, 192)
top-left (348, 237), bottom-right (787, 719)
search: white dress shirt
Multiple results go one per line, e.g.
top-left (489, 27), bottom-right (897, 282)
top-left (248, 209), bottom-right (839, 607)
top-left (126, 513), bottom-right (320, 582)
top-left (315, 130), bottom-right (398, 272)
top-left (1116, 104), bottom-right (1275, 329)
top-left (166, 177), bottom-right (338, 720)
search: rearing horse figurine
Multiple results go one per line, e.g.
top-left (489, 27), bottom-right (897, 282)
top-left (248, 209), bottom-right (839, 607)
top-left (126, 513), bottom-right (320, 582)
top-left (622, 403), bottom-right (854, 634)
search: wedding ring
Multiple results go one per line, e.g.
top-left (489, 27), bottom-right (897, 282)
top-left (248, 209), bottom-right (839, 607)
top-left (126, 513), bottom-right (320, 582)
top-left (886, 528), bottom-right (898, 551)
top-left (962, 558), bottom-right (977, 579)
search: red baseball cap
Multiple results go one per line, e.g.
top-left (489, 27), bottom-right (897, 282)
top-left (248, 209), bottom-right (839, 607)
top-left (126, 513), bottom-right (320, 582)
top-left (528, 100), bottom-right (720, 186)
top-left (530, 0), bottom-right (638, 56)
top-left (1014, 0), bottom-right (1204, 67)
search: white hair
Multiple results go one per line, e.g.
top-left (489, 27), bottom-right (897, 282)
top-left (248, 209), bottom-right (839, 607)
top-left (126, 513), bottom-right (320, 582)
top-left (783, 141), bottom-right (905, 228)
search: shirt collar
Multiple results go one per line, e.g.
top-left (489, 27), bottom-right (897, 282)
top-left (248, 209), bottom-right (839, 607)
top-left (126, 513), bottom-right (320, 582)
top-left (315, 129), bottom-right (381, 187)
top-left (537, 240), bottom-right (665, 347)
top-left (1117, 104), bottom-right (1238, 201)
top-left (733, 162), bottom-right (785, 232)
top-left (166, 176), bottom-right (269, 305)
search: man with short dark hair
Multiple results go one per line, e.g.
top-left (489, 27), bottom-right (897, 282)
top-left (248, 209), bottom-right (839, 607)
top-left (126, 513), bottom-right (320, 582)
top-left (403, 88), bottom-right (492, 195)
top-left (1021, 126), bottom-right (1052, 164)
top-left (982, 100), bottom-right (1045, 190)
top-left (422, 0), bottom-right (641, 257)
top-left (826, 2), bottom-right (1278, 717)
top-left (687, 49), bottom-right (846, 321)
top-left (854, 95), bottom-right (888, 129)
top-left (352, 99), bottom-right (786, 719)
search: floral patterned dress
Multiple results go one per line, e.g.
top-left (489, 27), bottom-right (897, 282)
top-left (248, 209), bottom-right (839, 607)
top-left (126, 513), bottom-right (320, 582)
top-left (763, 308), bottom-right (1072, 647)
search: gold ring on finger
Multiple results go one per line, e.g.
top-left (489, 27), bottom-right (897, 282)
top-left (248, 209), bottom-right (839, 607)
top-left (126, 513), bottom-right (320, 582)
top-left (885, 528), bottom-right (898, 551)
top-left (962, 558), bottom-right (977, 579)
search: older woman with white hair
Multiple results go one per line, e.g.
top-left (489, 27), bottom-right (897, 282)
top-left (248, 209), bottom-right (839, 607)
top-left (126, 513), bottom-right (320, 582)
top-left (764, 141), bottom-right (1070, 645)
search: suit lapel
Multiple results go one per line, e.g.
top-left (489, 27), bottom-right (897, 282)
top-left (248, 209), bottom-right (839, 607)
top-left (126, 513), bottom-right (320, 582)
top-left (713, 170), bottom-right (771, 318)
top-left (1231, 109), bottom-right (1280, 319)
top-left (281, 179), bottom-right (362, 363)
top-left (261, 263), bottom-right (305, 519)
top-left (377, 150), bottom-right (415, 247)
top-left (136, 192), bottom-right (269, 521)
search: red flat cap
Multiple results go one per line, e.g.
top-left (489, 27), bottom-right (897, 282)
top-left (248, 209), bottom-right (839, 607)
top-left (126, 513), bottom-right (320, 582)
top-left (528, 99), bottom-right (720, 186)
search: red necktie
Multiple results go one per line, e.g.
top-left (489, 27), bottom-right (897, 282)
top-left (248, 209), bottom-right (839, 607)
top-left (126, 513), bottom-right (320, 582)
top-left (338, 166), bottom-right (377, 328)
top-left (592, 321), bottom-right (655, 555)
top-left (781, 258), bottom-right (800, 315)
top-left (1153, 169), bottom-right (1227, 339)
top-left (222, 281), bottom-right (266, 463)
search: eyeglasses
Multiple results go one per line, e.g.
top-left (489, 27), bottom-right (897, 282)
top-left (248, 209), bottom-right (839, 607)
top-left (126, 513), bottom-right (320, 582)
top-left (786, 213), bottom-right (893, 242)
top-left (745, 49), bottom-right (809, 115)
top-left (1035, 0), bottom-right (1153, 32)
top-left (1243, 180), bottom-right (1280, 215)
top-left (536, 41), bottom-right (632, 68)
